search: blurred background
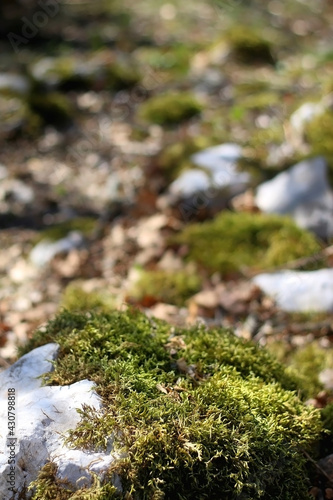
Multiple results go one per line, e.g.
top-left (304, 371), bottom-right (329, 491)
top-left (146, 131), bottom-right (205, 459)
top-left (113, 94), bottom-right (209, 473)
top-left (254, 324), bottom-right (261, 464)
top-left (1, 0), bottom-right (333, 379)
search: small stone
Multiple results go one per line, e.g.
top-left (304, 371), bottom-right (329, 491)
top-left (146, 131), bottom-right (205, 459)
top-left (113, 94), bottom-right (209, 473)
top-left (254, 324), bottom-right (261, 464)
top-left (253, 269), bottom-right (333, 312)
top-left (255, 157), bottom-right (333, 238)
top-left (164, 143), bottom-right (249, 210)
top-left (30, 231), bottom-right (84, 267)
top-left (0, 344), bottom-right (118, 499)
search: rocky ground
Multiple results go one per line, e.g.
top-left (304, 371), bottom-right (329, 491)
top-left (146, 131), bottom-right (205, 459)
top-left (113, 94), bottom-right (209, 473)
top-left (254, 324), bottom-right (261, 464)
top-left (1, 0), bottom-right (333, 496)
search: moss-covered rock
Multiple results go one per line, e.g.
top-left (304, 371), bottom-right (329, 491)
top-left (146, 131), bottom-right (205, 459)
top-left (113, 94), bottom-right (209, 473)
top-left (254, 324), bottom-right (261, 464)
top-left (129, 268), bottom-right (201, 306)
top-left (21, 309), bottom-right (321, 499)
top-left (28, 90), bottom-right (74, 127)
top-left (103, 59), bottom-right (141, 91)
top-left (36, 217), bottom-right (97, 243)
top-left (305, 109), bottom-right (333, 180)
top-left (30, 53), bottom-right (141, 93)
top-left (155, 136), bottom-right (213, 182)
top-left (226, 26), bottom-right (276, 65)
top-left (174, 211), bottom-right (321, 275)
top-left (138, 91), bottom-right (202, 126)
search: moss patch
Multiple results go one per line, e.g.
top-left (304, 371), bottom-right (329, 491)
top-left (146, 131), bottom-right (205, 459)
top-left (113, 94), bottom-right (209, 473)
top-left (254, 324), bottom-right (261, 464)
top-left (134, 44), bottom-right (192, 78)
top-left (20, 309), bottom-right (321, 499)
top-left (29, 461), bottom-right (118, 500)
top-left (305, 109), bottom-right (333, 181)
top-left (129, 268), bottom-right (201, 306)
top-left (226, 26), bottom-right (276, 65)
top-left (61, 283), bottom-right (116, 313)
top-left (36, 217), bottom-right (97, 243)
top-left (103, 60), bottom-right (141, 91)
top-left (174, 212), bottom-right (321, 275)
top-left (269, 339), bottom-right (333, 399)
top-left (28, 90), bottom-right (74, 127)
top-left (138, 91), bottom-right (202, 126)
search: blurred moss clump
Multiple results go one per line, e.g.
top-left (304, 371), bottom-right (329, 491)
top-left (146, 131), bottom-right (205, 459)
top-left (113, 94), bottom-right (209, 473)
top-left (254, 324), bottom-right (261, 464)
top-left (129, 268), bottom-right (201, 306)
top-left (134, 44), bottom-right (192, 79)
top-left (28, 90), bottom-right (74, 127)
top-left (104, 60), bottom-right (141, 91)
top-left (138, 91), bottom-right (202, 126)
top-left (61, 283), bottom-right (116, 313)
top-left (305, 109), bottom-right (333, 181)
top-left (268, 340), bottom-right (333, 399)
top-left (226, 26), bottom-right (276, 65)
top-left (36, 217), bottom-right (97, 243)
top-left (175, 212), bottom-right (321, 275)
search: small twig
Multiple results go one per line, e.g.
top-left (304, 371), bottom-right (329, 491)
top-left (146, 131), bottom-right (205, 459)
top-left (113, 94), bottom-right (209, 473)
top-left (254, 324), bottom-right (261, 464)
top-left (303, 450), bottom-right (333, 484)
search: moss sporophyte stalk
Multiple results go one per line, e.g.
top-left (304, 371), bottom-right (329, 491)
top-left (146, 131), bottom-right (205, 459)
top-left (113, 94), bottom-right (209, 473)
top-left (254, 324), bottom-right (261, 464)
top-left (21, 308), bottom-right (322, 500)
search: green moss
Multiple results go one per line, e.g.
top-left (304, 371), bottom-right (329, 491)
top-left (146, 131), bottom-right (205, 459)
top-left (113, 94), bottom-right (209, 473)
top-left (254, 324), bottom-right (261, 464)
top-left (268, 338), bottom-right (333, 399)
top-left (41, 57), bottom-right (93, 92)
top-left (289, 344), bottom-right (330, 397)
top-left (28, 90), bottom-right (74, 127)
top-left (129, 268), bottom-right (201, 306)
top-left (20, 309), bottom-right (321, 499)
top-left (134, 45), bottom-right (191, 77)
top-left (305, 109), bottom-right (333, 178)
top-left (226, 26), bottom-right (276, 65)
top-left (138, 91), bottom-right (202, 126)
top-left (104, 60), bottom-right (141, 91)
top-left (28, 461), bottom-right (74, 500)
top-left (244, 123), bottom-right (286, 167)
top-left (241, 92), bottom-right (280, 110)
top-left (61, 284), bottom-right (116, 313)
top-left (174, 212), bottom-right (321, 275)
top-left (36, 217), bottom-right (97, 243)
top-left (29, 461), bottom-right (118, 500)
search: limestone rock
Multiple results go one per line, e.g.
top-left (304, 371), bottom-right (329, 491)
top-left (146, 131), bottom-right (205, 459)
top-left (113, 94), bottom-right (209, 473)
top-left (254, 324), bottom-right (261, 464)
top-left (30, 231), bottom-right (84, 267)
top-left (252, 269), bottom-right (333, 312)
top-left (0, 343), bottom-right (118, 499)
top-left (255, 157), bottom-right (333, 238)
top-left (161, 143), bottom-right (250, 218)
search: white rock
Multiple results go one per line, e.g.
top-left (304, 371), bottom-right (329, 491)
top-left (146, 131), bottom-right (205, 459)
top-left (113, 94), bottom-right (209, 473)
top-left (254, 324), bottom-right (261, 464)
top-left (0, 179), bottom-right (34, 204)
top-left (191, 143), bottom-right (242, 168)
top-left (169, 170), bottom-right (210, 198)
top-left (319, 369), bottom-right (333, 390)
top-left (290, 101), bottom-right (325, 136)
top-left (255, 157), bottom-right (333, 238)
top-left (30, 231), bottom-right (84, 267)
top-left (165, 143), bottom-right (249, 209)
top-left (292, 189), bottom-right (333, 238)
top-left (253, 269), bottom-right (333, 312)
top-left (0, 74), bottom-right (30, 95)
top-left (191, 143), bottom-right (249, 192)
top-left (256, 157), bottom-right (327, 213)
top-left (0, 344), bottom-right (118, 499)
